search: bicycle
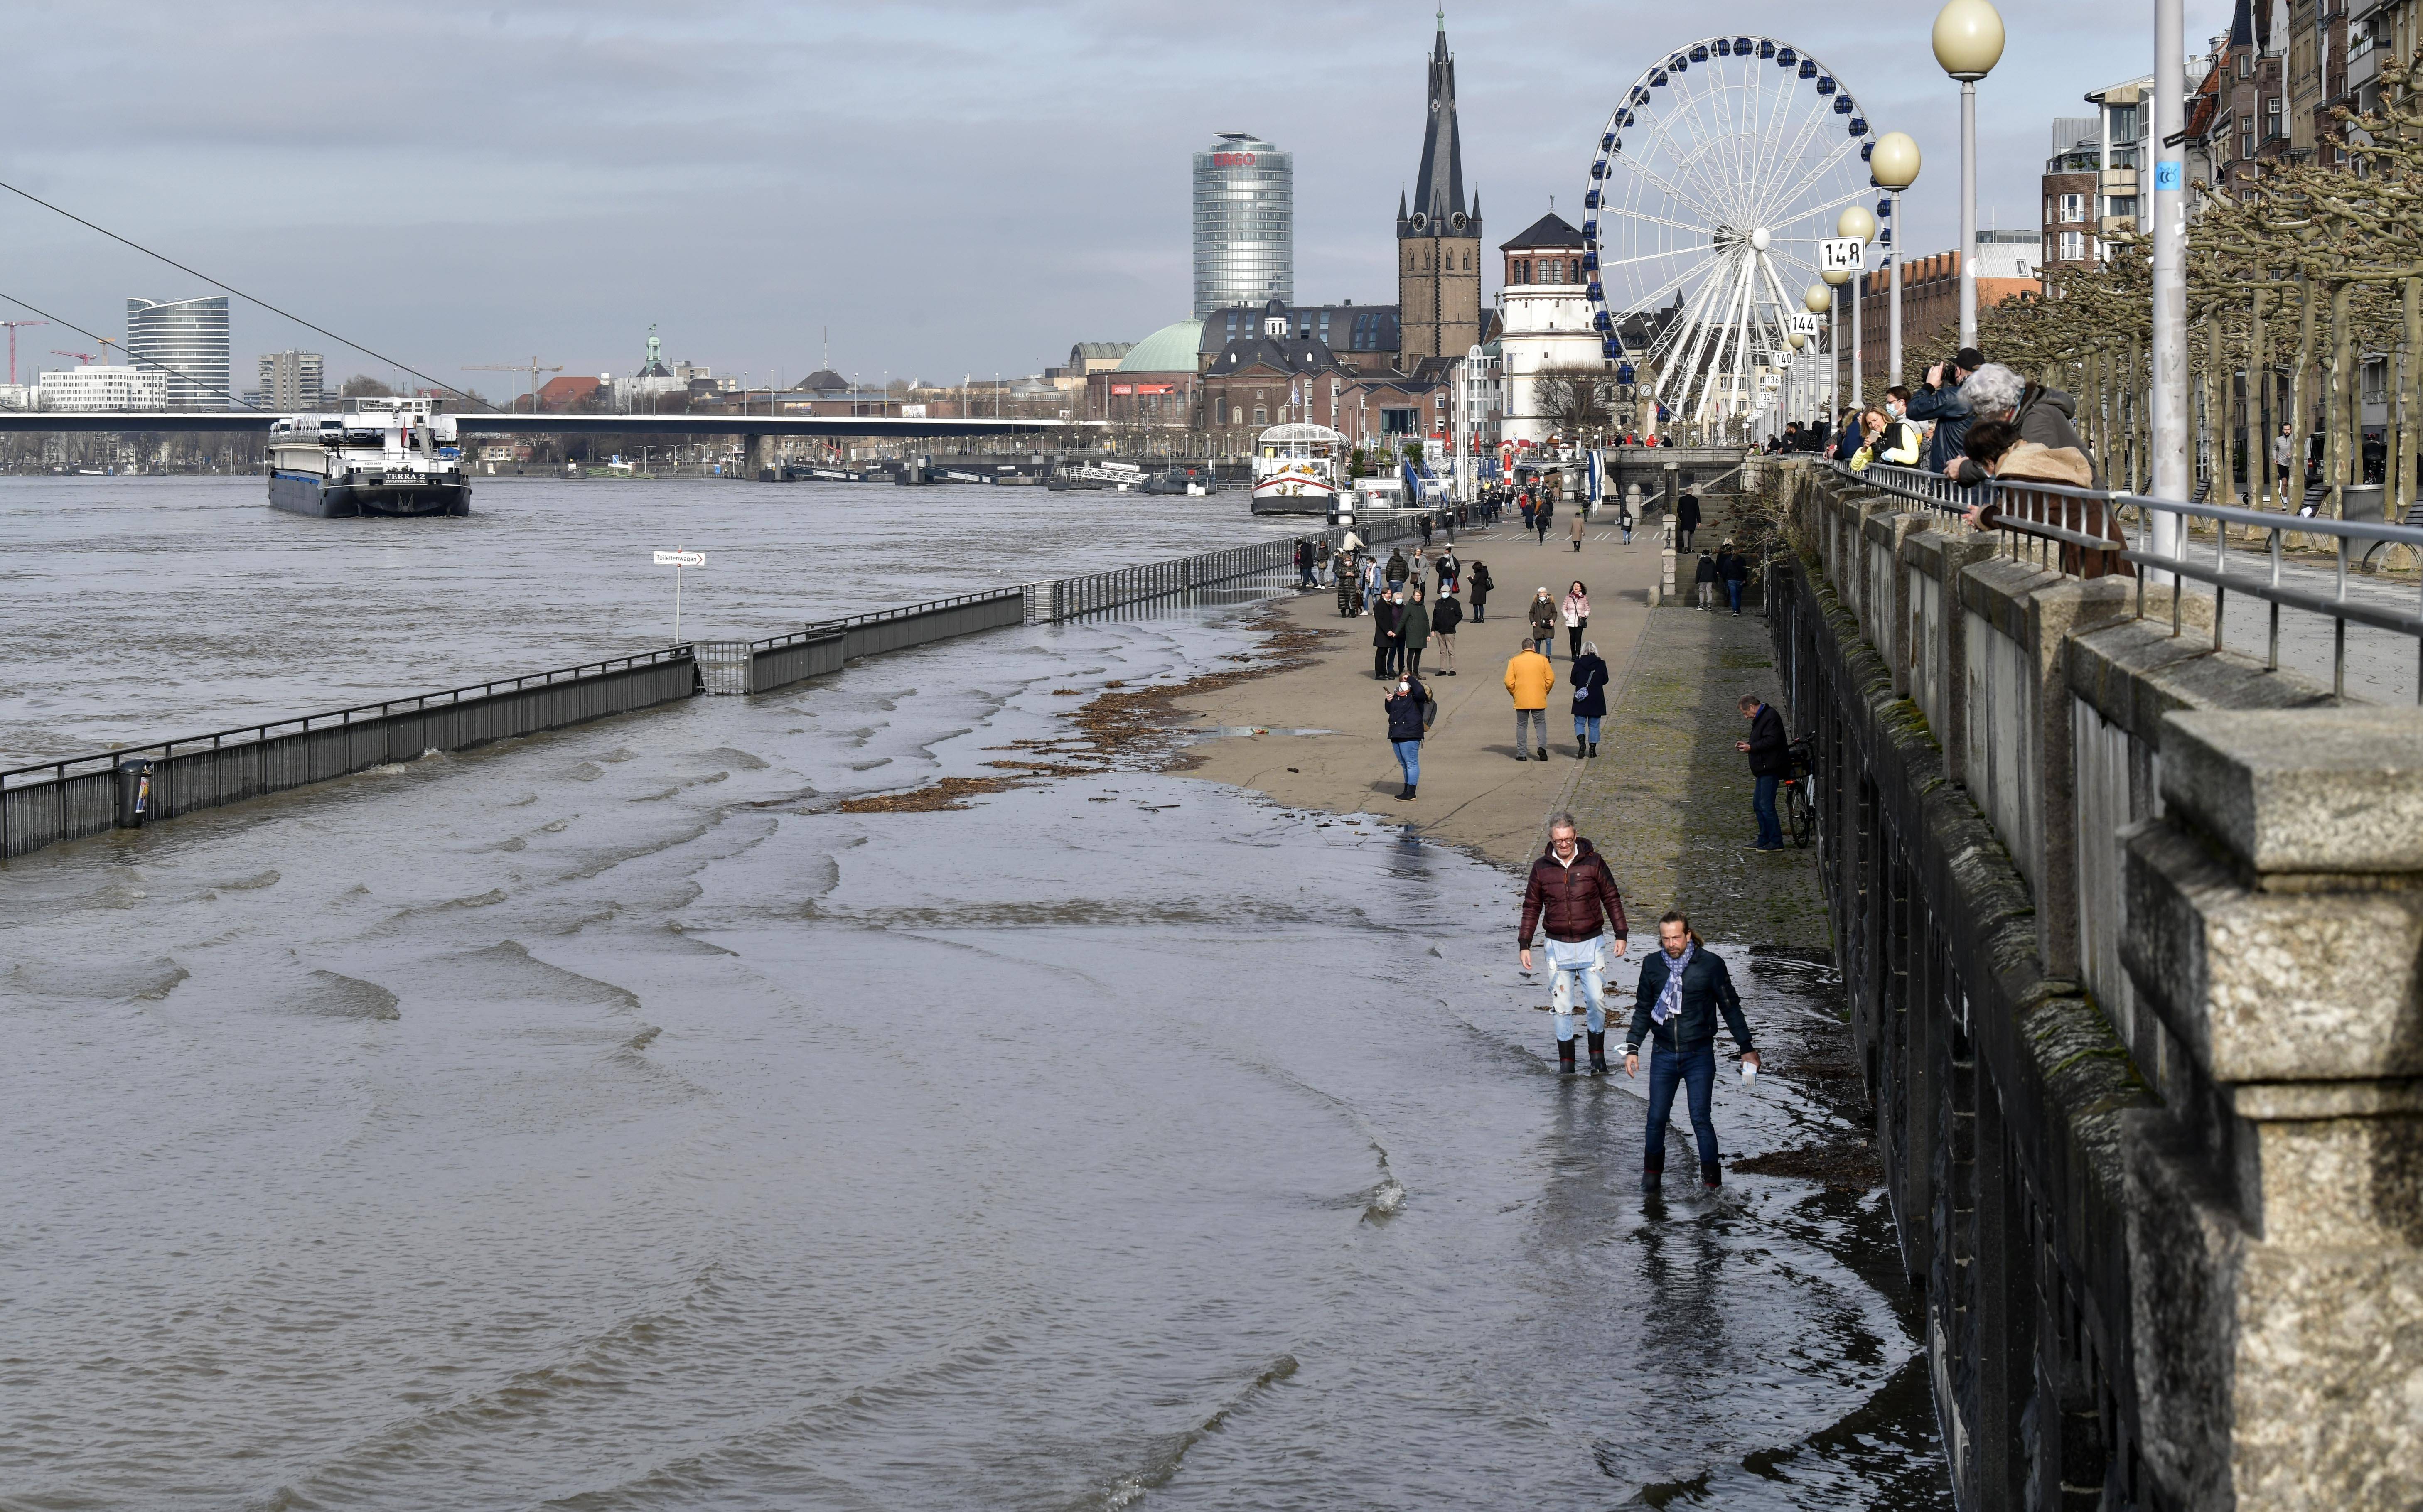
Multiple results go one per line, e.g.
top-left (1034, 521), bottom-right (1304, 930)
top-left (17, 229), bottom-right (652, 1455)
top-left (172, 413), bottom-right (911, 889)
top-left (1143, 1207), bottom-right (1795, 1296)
top-left (1781, 734), bottom-right (1816, 849)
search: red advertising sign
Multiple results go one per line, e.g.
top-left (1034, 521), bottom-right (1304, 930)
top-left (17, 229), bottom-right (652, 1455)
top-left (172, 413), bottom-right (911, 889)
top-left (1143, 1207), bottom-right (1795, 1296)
top-left (1133, 383), bottom-right (1175, 395)
top-left (1110, 385), bottom-right (1133, 395)
top-left (1212, 152), bottom-right (1256, 167)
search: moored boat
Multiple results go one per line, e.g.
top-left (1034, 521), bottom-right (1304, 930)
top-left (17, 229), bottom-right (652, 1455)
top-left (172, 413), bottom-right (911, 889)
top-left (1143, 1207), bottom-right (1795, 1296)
top-left (267, 398), bottom-right (469, 518)
top-left (1248, 423), bottom-right (1345, 515)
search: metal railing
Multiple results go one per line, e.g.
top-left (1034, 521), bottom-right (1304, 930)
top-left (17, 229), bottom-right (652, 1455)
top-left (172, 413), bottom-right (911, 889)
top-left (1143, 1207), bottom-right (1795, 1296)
top-left (1833, 459), bottom-right (2423, 701)
top-left (1025, 511), bottom-right (1426, 623)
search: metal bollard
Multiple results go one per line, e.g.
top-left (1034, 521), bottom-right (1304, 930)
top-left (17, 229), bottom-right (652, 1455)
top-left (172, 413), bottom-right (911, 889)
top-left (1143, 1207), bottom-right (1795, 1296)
top-left (115, 756), bottom-right (155, 829)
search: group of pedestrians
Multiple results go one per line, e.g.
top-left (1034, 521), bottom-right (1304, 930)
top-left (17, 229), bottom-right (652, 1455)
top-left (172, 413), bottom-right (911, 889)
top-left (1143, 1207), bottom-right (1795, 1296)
top-left (1517, 813), bottom-right (1759, 1188)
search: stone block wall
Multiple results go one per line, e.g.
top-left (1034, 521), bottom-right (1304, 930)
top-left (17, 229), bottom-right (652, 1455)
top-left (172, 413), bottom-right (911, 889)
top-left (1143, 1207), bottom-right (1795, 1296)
top-left (1773, 462), bottom-right (2423, 1510)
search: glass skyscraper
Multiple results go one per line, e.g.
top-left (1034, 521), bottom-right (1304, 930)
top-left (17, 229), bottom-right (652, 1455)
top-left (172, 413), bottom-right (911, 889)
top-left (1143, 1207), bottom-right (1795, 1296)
top-left (126, 295), bottom-right (232, 410)
top-left (1192, 133), bottom-right (1292, 318)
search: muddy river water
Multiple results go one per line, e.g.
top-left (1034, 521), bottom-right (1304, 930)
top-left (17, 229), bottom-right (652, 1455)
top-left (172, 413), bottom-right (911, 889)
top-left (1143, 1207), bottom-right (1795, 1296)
top-left (0, 479), bottom-right (1948, 1507)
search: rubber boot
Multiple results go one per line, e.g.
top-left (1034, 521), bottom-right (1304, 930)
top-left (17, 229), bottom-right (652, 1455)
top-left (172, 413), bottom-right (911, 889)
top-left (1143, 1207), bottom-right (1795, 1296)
top-left (1701, 1159), bottom-right (1723, 1190)
top-left (1589, 741), bottom-right (1600, 758)
top-left (1557, 1038), bottom-right (1577, 1075)
top-left (1587, 1031), bottom-right (1610, 1077)
top-left (1643, 1158), bottom-right (1664, 1189)
top-left (1575, 740), bottom-right (1585, 760)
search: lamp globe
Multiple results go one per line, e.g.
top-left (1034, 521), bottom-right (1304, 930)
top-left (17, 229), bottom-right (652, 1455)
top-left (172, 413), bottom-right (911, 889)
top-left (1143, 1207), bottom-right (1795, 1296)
top-left (1870, 132), bottom-right (1921, 189)
top-left (1788, 331), bottom-right (1808, 351)
top-left (1838, 205), bottom-right (1877, 243)
top-left (1804, 284), bottom-right (1833, 314)
top-left (1821, 267), bottom-right (1852, 287)
top-left (1932, 0), bottom-right (2005, 80)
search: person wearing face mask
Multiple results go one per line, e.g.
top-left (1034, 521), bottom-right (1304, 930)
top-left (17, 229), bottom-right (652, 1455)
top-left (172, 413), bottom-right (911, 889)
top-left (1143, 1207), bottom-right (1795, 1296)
top-left (1874, 386), bottom-right (1922, 466)
top-left (1383, 667), bottom-right (1430, 801)
top-left (1624, 911), bottom-right (1759, 1188)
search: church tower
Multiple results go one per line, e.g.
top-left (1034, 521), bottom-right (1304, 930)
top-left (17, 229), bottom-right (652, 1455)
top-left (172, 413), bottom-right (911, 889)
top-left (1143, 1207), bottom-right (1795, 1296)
top-left (1396, 12), bottom-right (1482, 367)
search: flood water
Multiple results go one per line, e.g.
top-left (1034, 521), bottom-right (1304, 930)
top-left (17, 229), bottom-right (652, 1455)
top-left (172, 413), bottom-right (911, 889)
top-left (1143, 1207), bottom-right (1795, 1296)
top-left (1, 483), bottom-right (1948, 1508)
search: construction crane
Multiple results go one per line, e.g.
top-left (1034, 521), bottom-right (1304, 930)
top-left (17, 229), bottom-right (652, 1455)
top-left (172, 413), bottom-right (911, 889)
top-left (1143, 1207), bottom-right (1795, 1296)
top-left (50, 348), bottom-right (96, 365)
top-left (3, 319), bottom-right (47, 384)
top-left (463, 358), bottom-right (563, 414)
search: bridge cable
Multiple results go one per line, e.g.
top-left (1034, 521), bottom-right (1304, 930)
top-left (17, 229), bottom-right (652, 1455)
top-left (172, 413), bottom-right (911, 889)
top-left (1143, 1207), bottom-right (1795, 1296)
top-left (0, 287), bottom-right (258, 411)
top-left (0, 178), bottom-right (498, 411)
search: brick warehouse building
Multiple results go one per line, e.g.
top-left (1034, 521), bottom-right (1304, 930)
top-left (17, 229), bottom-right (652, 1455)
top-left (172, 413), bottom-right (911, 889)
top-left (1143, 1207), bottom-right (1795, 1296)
top-left (1845, 234), bottom-right (2040, 393)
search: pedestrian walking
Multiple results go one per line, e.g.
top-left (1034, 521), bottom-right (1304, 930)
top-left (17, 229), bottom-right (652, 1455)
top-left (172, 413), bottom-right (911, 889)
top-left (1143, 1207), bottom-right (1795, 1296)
top-left (1518, 813), bottom-right (1629, 1075)
top-left (1715, 541), bottom-right (1749, 615)
top-left (1504, 636), bottom-right (1555, 761)
top-left (1693, 549), bottom-right (1719, 610)
top-left (1468, 561), bottom-right (1493, 623)
top-left (1371, 588), bottom-right (1403, 680)
top-left (1334, 549), bottom-right (1360, 616)
top-left (2272, 422), bottom-right (2294, 502)
top-left (1526, 587), bottom-right (1557, 657)
top-left (1568, 509), bottom-right (1585, 552)
top-left (1615, 493), bottom-right (1634, 544)
top-left (1570, 638), bottom-right (1608, 758)
top-left (1534, 493), bottom-right (1554, 545)
top-left (1383, 670), bottom-right (1429, 801)
top-left (1401, 585), bottom-right (1431, 680)
top-left (1295, 537), bottom-right (1314, 588)
top-left (1675, 491), bottom-right (1701, 552)
top-left (1420, 513), bottom-right (1434, 547)
top-left (1361, 553), bottom-right (1384, 614)
top-left (1559, 580), bottom-right (1590, 661)
top-left (1623, 911), bottom-right (1758, 1187)
top-left (1736, 693), bottom-right (1789, 850)
top-left (1436, 545), bottom-right (1459, 597)
top-left (1430, 588), bottom-right (1462, 675)
top-left (1519, 494), bottom-right (1536, 533)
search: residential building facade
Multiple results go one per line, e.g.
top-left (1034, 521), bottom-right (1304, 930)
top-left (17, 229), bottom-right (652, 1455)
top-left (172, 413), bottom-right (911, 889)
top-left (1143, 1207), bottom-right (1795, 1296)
top-left (40, 365), bottom-right (168, 412)
top-left (256, 349), bottom-right (326, 413)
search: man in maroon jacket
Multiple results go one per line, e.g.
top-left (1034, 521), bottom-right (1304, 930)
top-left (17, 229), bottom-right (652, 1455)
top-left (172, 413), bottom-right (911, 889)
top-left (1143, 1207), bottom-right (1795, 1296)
top-left (1519, 813), bottom-right (1630, 1075)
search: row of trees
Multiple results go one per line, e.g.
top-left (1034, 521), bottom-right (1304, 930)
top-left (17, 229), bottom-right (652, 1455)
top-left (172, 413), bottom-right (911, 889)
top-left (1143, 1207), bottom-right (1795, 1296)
top-left (1884, 46), bottom-right (2423, 523)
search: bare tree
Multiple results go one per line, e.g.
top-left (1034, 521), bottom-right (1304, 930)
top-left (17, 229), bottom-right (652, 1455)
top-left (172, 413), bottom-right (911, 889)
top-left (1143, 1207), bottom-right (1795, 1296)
top-left (1531, 366), bottom-right (1615, 437)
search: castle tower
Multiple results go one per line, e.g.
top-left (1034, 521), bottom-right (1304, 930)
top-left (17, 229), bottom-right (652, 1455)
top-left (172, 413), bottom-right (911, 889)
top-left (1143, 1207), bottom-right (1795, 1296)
top-left (1396, 13), bottom-right (1482, 366)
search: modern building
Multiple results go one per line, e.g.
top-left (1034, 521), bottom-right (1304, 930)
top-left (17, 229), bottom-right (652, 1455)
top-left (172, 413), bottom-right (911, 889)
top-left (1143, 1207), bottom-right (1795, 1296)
top-left (125, 296), bottom-right (231, 410)
top-left (1850, 235), bottom-right (2042, 383)
top-left (39, 365), bottom-right (168, 412)
top-left (1192, 133), bottom-right (1292, 317)
top-left (1396, 17), bottom-right (1483, 366)
top-left (1494, 211), bottom-right (1606, 446)
top-left (1447, 341), bottom-right (1503, 496)
top-left (256, 350), bottom-right (325, 412)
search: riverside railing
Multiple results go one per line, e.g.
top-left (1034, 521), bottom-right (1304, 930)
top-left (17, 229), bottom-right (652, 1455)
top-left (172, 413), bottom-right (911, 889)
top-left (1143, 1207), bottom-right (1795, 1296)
top-left (0, 648), bottom-right (698, 859)
top-left (1836, 459), bottom-right (2423, 701)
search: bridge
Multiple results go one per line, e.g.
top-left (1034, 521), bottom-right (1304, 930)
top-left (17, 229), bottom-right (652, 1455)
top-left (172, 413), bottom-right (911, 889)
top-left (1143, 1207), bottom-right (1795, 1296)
top-left (1771, 459), bottom-right (2423, 1508)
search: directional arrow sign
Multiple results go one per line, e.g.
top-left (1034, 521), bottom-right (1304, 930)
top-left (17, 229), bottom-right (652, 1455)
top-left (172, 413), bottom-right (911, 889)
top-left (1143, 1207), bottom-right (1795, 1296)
top-left (1821, 238), bottom-right (1867, 272)
top-left (654, 550), bottom-right (705, 567)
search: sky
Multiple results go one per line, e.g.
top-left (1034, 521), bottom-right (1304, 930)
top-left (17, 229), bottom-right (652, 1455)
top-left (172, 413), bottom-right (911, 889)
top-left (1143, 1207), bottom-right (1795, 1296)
top-left (3, 0), bottom-right (2232, 398)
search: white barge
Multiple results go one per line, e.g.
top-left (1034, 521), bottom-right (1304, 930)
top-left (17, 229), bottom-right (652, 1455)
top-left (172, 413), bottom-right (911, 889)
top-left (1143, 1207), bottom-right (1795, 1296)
top-left (268, 397), bottom-right (470, 517)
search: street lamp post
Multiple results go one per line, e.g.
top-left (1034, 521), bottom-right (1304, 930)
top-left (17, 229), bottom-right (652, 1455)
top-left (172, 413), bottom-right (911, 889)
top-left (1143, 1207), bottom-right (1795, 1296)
top-left (1836, 204), bottom-right (1876, 408)
top-left (1803, 283), bottom-right (1833, 437)
top-left (1933, 0), bottom-right (2005, 352)
top-left (1869, 133), bottom-right (1922, 386)
top-left (2150, 0), bottom-right (2189, 563)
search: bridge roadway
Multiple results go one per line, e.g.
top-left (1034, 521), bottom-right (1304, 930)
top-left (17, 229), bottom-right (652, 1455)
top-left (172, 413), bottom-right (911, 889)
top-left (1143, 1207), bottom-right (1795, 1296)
top-left (0, 410), bottom-right (1074, 440)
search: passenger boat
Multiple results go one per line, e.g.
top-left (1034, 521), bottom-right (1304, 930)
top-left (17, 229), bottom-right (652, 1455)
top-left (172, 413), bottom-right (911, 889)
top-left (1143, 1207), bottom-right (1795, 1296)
top-left (1249, 422), bottom-right (1345, 515)
top-left (267, 397), bottom-right (469, 517)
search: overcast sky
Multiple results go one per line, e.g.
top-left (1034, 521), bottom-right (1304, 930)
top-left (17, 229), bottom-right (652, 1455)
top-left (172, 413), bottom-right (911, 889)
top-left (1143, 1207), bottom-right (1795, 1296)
top-left (5, 0), bottom-right (2228, 398)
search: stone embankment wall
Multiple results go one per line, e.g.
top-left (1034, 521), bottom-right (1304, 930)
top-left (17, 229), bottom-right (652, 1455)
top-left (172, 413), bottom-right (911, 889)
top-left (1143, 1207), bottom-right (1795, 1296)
top-left (1772, 463), bottom-right (2422, 1510)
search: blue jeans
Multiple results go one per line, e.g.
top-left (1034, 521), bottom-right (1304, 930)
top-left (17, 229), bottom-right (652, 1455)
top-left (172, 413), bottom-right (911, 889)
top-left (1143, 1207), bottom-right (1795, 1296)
top-left (1544, 934), bottom-right (1608, 1041)
top-left (1725, 579), bottom-right (1743, 612)
top-left (1574, 713), bottom-right (1601, 743)
top-left (1753, 774), bottom-right (1782, 848)
top-left (1645, 1041), bottom-right (1720, 1170)
top-left (1393, 739), bottom-right (1421, 787)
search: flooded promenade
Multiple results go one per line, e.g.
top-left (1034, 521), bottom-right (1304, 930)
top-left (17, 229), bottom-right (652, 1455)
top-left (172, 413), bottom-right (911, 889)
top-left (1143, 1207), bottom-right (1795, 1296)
top-left (1, 486), bottom-right (1946, 1507)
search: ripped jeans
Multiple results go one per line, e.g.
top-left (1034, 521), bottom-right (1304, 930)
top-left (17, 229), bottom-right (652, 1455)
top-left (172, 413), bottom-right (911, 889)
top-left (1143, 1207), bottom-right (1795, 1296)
top-left (1543, 934), bottom-right (1610, 1043)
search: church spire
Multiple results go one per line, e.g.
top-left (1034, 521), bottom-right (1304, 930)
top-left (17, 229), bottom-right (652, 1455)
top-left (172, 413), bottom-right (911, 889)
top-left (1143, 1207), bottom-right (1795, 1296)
top-left (1404, 13), bottom-right (1472, 239)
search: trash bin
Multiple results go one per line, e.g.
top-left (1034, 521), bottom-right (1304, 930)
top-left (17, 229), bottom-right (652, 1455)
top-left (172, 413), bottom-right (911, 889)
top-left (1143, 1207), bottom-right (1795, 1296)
top-left (115, 756), bottom-right (155, 830)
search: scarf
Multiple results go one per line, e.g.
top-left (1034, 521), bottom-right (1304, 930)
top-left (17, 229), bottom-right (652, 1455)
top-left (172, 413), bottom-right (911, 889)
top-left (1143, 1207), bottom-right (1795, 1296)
top-left (1651, 943), bottom-right (1695, 1026)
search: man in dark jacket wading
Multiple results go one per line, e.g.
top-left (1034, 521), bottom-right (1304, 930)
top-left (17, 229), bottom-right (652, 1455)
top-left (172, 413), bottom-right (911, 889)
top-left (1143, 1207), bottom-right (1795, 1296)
top-left (1518, 814), bottom-right (1629, 1075)
top-left (1624, 911), bottom-right (1759, 1188)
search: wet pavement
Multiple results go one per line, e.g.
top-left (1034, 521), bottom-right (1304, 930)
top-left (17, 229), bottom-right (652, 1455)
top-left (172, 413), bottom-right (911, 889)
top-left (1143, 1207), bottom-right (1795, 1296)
top-left (0, 493), bottom-right (1950, 1507)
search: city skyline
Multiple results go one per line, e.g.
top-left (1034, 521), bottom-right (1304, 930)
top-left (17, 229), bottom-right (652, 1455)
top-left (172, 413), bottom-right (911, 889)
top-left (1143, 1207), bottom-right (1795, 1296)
top-left (5, 0), bottom-right (2233, 390)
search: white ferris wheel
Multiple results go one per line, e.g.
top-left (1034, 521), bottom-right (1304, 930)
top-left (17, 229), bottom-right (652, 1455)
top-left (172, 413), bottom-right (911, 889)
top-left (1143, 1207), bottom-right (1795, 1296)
top-left (1581, 37), bottom-right (1877, 432)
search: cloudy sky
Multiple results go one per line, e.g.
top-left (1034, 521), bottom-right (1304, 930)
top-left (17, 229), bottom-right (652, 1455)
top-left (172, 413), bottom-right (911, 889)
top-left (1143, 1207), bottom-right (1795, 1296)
top-left (5, 0), bottom-right (2228, 398)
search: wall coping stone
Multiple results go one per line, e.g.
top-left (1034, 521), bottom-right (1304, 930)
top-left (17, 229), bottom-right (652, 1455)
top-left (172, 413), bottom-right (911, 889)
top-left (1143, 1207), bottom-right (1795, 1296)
top-left (2161, 707), bottom-right (2423, 878)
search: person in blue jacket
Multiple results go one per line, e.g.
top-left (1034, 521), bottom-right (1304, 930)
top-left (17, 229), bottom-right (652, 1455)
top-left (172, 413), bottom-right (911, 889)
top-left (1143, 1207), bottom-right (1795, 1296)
top-left (1907, 346), bottom-right (1984, 471)
top-left (1624, 910), bottom-right (1760, 1189)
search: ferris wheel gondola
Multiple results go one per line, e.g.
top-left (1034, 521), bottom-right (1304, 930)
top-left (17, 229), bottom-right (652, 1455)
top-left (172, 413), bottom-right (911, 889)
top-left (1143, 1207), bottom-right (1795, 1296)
top-left (1582, 37), bottom-right (1876, 435)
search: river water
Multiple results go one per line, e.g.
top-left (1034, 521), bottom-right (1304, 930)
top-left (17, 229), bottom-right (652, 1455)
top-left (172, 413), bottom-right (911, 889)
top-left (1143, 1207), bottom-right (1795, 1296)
top-left (1, 479), bottom-right (1949, 1508)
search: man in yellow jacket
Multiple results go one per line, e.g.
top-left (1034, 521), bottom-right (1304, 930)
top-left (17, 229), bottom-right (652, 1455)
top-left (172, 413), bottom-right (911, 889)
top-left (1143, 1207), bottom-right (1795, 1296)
top-left (1504, 636), bottom-right (1556, 761)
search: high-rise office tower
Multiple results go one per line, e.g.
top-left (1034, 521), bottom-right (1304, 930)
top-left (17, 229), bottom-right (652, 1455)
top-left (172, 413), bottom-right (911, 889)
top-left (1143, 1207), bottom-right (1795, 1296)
top-left (1192, 133), bottom-right (1293, 318)
top-left (126, 295), bottom-right (231, 410)
top-left (256, 349), bottom-right (325, 412)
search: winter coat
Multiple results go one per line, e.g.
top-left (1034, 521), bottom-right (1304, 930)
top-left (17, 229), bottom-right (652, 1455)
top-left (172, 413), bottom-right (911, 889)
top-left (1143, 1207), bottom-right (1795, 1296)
top-left (1384, 680), bottom-right (1430, 742)
top-left (1518, 837), bottom-right (1628, 946)
top-left (1560, 591), bottom-right (1590, 628)
top-left (1431, 596), bottom-right (1463, 635)
top-left (1907, 373), bottom-right (1973, 471)
top-left (1569, 513), bottom-right (1586, 542)
top-left (1973, 443), bottom-right (2130, 580)
top-left (1744, 702), bottom-right (1790, 776)
top-left (1385, 551), bottom-right (1410, 587)
top-left (1626, 945), bottom-right (1754, 1056)
top-left (1400, 601), bottom-right (1430, 650)
top-left (1954, 387), bottom-right (2096, 488)
top-left (1504, 649), bottom-right (1556, 710)
top-left (1694, 553), bottom-right (1720, 584)
top-left (1716, 551), bottom-right (1749, 583)
top-left (1676, 496), bottom-right (1701, 532)
top-left (1371, 596), bottom-right (1401, 647)
top-left (1569, 652), bottom-right (1610, 718)
top-left (1526, 596), bottom-right (1558, 636)
top-left (1469, 564), bottom-right (1493, 606)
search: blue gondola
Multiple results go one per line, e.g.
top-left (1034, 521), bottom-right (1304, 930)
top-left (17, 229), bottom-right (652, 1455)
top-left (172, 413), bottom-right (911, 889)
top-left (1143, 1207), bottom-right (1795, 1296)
top-left (1777, 47), bottom-right (1796, 66)
top-left (1587, 281), bottom-right (1605, 300)
top-left (1582, 252), bottom-right (1599, 271)
top-left (1584, 189), bottom-right (1599, 209)
top-left (1799, 59), bottom-right (1818, 79)
top-left (1651, 70), bottom-right (1668, 86)
top-left (1850, 116), bottom-right (1868, 135)
top-left (1758, 39), bottom-right (1776, 58)
top-left (1833, 95), bottom-right (1851, 113)
top-left (1713, 38), bottom-right (1730, 55)
top-left (1861, 140), bottom-right (1876, 160)
top-left (1592, 160), bottom-right (1607, 178)
top-left (1689, 44), bottom-right (1708, 61)
top-left (1734, 36), bottom-right (1753, 53)
top-left (1817, 75), bottom-right (1836, 94)
top-left (1593, 312), bottom-right (1613, 332)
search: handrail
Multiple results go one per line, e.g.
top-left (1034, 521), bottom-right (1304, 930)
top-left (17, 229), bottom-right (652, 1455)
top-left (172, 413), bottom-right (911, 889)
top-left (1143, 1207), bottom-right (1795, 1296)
top-left (1826, 459), bottom-right (2423, 701)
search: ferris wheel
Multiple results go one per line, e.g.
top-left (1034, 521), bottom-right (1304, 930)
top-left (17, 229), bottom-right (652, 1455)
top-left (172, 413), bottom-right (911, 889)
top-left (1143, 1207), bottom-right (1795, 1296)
top-left (1581, 37), bottom-right (1877, 431)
